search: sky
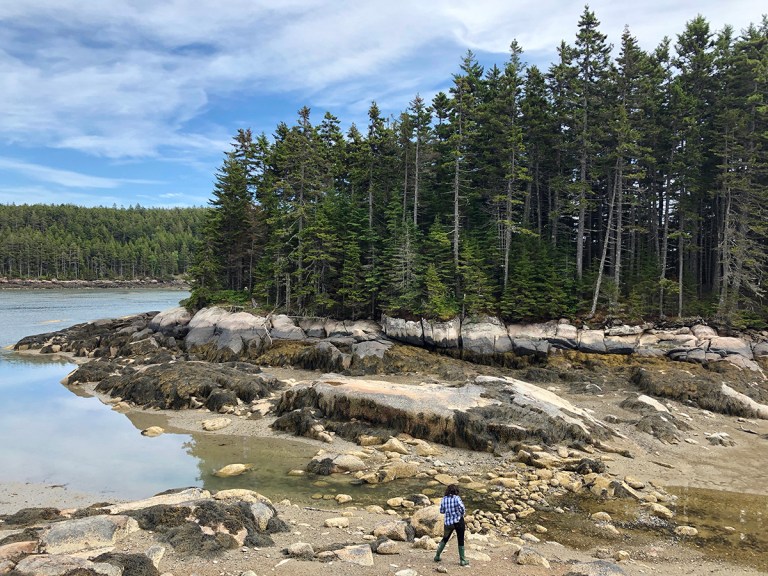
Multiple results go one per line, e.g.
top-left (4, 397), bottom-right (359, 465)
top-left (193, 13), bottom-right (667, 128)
top-left (0, 1), bottom-right (765, 209)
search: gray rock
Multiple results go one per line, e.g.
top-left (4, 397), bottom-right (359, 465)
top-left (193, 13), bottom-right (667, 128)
top-left (149, 306), bottom-right (192, 335)
top-left (691, 324), bottom-right (718, 340)
top-left (708, 336), bottom-right (753, 359)
top-left (41, 515), bottom-right (139, 554)
top-left (517, 547), bottom-right (550, 567)
top-left (352, 340), bottom-right (391, 360)
top-left (284, 542), bottom-right (315, 560)
top-left (270, 314), bottom-right (306, 340)
top-left (14, 554), bottom-right (123, 576)
top-left (374, 538), bottom-right (400, 554)
top-left (333, 544), bottom-right (374, 566)
top-left (462, 316), bottom-right (508, 355)
top-left (251, 501), bottom-right (276, 531)
top-left (551, 323), bottom-right (578, 349)
top-left (145, 545), bottom-right (165, 568)
top-left (753, 341), bottom-right (768, 358)
top-left (298, 318), bottom-right (326, 338)
top-left (411, 505), bottom-right (444, 538)
top-left (422, 318), bottom-right (461, 348)
top-left (604, 335), bottom-right (637, 354)
top-left (382, 316), bottom-right (424, 345)
top-left (579, 329), bottom-right (607, 353)
top-left (564, 560), bottom-right (627, 575)
top-left (373, 520), bottom-right (412, 542)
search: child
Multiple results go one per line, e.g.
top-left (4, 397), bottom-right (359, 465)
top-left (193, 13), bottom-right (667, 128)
top-left (434, 484), bottom-right (469, 566)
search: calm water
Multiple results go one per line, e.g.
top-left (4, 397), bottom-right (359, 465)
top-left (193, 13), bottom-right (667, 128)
top-left (0, 289), bottom-right (414, 506)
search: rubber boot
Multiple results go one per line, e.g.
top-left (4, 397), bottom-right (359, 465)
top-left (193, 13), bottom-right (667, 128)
top-left (434, 540), bottom-right (446, 562)
top-left (459, 546), bottom-right (469, 566)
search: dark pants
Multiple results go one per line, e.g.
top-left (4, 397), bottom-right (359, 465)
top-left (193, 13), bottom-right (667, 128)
top-left (440, 517), bottom-right (465, 547)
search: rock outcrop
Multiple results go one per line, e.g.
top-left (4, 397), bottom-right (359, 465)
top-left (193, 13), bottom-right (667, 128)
top-left (382, 315), bottom-right (767, 374)
top-left (273, 374), bottom-right (614, 449)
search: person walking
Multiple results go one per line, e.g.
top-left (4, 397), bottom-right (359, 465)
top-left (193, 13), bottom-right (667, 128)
top-left (434, 484), bottom-right (469, 566)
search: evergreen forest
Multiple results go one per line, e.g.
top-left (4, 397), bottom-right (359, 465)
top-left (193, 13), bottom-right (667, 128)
top-left (175, 10), bottom-right (767, 327)
top-left (0, 204), bottom-right (204, 280)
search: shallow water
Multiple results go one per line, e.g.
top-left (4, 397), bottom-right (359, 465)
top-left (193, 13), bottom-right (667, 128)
top-left (538, 486), bottom-right (768, 572)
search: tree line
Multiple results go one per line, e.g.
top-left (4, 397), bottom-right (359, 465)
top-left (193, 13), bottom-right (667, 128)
top-left (192, 8), bottom-right (768, 328)
top-left (0, 204), bottom-right (204, 280)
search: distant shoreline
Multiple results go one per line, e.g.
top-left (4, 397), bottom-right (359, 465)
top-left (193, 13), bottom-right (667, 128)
top-left (0, 278), bottom-right (189, 290)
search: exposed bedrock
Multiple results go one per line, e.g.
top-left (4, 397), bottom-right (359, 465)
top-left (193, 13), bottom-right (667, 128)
top-left (631, 366), bottom-right (768, 419)
top-left (380, 315), bottom-right (768, 373)
top-left (272, 375), bottom-right (614, 450)
top-left (93, 361), bottom-right (281, 410)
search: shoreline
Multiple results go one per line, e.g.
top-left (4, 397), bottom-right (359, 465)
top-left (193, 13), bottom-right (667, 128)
top-left (0, 278), bottom-right (189, 290)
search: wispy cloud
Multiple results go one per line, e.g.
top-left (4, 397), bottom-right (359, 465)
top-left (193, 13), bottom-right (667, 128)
top-left (0, 0), bottom-right (765, 186)
top-left (0, 157), bottom-right (161, 188)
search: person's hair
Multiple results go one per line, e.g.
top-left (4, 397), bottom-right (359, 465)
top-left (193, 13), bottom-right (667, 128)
top-left (444, 484), bottom-right (459, 497)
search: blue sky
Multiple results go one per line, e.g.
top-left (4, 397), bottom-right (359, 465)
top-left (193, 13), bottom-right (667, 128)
top-left (1, 1), bottom-right (765, 209)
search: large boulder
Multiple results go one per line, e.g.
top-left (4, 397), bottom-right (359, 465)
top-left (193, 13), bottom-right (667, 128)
top-left (382, 316), bottom-right (424, 346)
top-left (149, 306), bottom-right (192, 337)
top-left (270, 314), bottom-right (306, 340)
top-left (422, 318), bottom-right (461, 349)
top-left (410, 505), bottom-right (444, 537)
top-left (13, 555), bottom-right (122, 576)
top-left (41, 515), bottom-right (139, 554)
top-left (708, 336), bottom-right (753, 360)
top-left (462, 316), bottom-right (510, 355)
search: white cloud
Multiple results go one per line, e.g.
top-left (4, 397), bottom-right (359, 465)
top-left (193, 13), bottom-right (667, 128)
top-left (0, 0), bottom-right (765, 164)
top-left (0, 157), bottom-right (162, 188)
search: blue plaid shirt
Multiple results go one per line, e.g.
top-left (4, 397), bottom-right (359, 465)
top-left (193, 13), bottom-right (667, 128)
top-left (439, 494), bottom-right (466, 526)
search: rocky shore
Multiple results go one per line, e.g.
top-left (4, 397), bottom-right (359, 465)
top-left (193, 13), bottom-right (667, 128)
top-left (4, 307), bottom-right (768, 575)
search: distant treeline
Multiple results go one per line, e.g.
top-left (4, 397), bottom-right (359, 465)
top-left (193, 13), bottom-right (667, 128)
top-left (0, 204), bottom-right (205, 280)
top-left (192, 8), bottom-right (767, 327)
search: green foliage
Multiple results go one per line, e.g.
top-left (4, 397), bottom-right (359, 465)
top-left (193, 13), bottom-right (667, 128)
top-left (180, 11), bottom-right (768, 324)
top-left (0, 204), bottom-right (203, 280)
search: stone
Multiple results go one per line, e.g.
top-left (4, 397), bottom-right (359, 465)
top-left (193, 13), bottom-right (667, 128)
top-left (250, 501), bottom-right (276, 531)
top-left (215, 489), bottom-right (271, 504)
top-left (411, 439), bottom-right (440, 456)
top-left (13, 555), bottom-right (122, 576)
top-left (324, 517), bottom-right (350, 529)
top-left (141, 426), bottom-right (164, 437)
top-left (614, 550), bottom-right (630, 562)
top-left (565, 560), bottom-right (628, 575)
top-left (387, 497), bottom-right (404, 507)
top-left (0, 540), bottom-right (37, 561)
top-left (202, 417), bottom-right (232, 431)
top-left (358, 434), bottom-right (383, 446)
top-left (380, 462), bottom-right (419, 482)
top-left (466, 549), bottom-right (491, 562)
top-left (412, 535), bottom-right (438, 550)
top-left (462, 316), bottom-right (509, 355)
top-left (579, 329), bottom-right (607, 353)
top-left (107, 487), bottom-right (211, 513)
top-left (517, 548), bottom-right (550, 567)
top-left (434, 473), bottom-right (459, 486)
top-left (422, 317), bottom-right (461, 349)
top-left (648, 503), bottom-right (674, 519)
top-left (284, 542), bottom-right (315, 560)
top-left (334, 544), bottom-right (374, 566)
top-left (395, 569), bottom-right (418, 576)
top-left (269, 314), bottom-right (306, 340)
top-left (335, 494), bottom-right (353, 504)
top-left (706, 432), bottom-right (736, 446)
top-left (624, 476), bottom-right (645, 490)
top-left (373, 520), bottom-right (412, 542)
top-left (375, 539), bottom-right (400, 554)
top-left (379, 437), bottom-right (410, 455)
top-left (708, 336), bottom-right (753, 359)
top-left (145, 545), bottom-right (165, 568)
top-left (382, 316), bottom-right (424, 345)
top-left (411, 505), bottom-right (444, 538)
top-left (591, 511), bottom-right (612, 522)
top-left (333, 454), bottom-right (367, 472)
top-left (41, 515), bottom-right (139, 554)
top-left (149, 306), bottom-right (192, 335)
top-left (675, 525), bottom-right (699, 536)
top-left (214, 463), bottom-right (252, 477)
